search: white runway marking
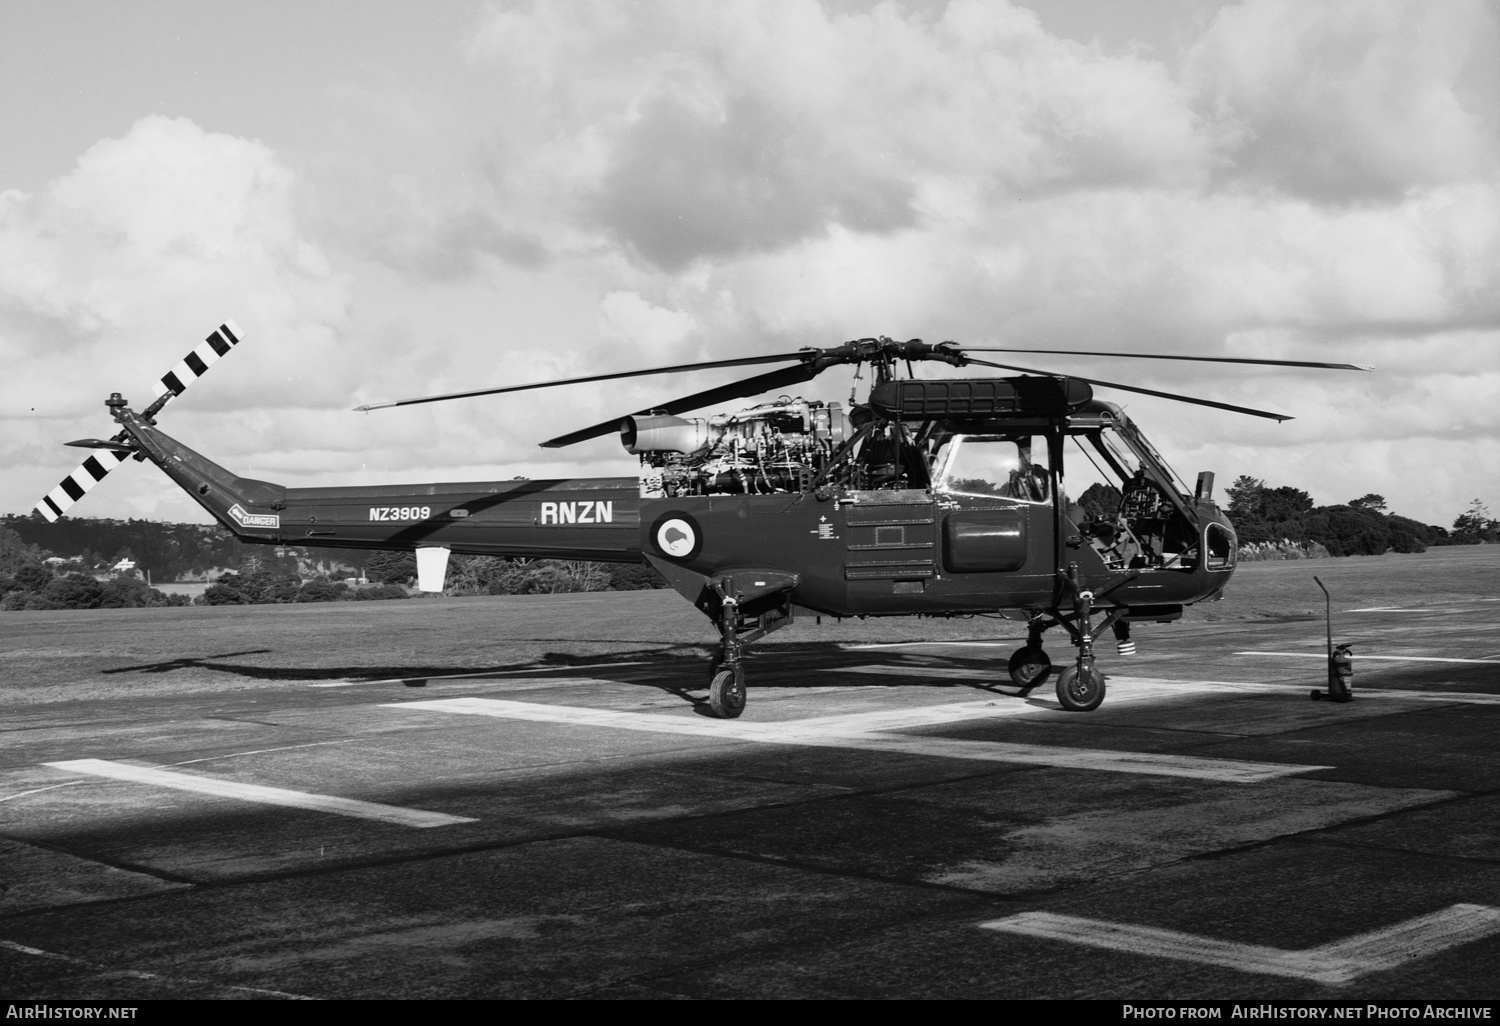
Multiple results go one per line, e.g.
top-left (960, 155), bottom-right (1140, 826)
top-left (0, 939), bottom-right (315, 999)
top-left (1347, 607), bottom-right (1427, 613)
top-left (174, 739), bottom-right (359, 765)
top-left (310, 660), bottom-right (650, 687)
top-left (837, 667), bottom-right (1500, 706)
top-left (841, 664), bottom-right (998, 679)
top-left (1236, 651), bottom-right (1500, 665)
top-left (980, 904), bottom-right (1500, 985)
top-left (0, 781), bottom-right (89, 804)
top-left (44, 759), bottom-right (476, 829)
top-left (844, 641), bottom-right (1015, 650)
top-left (387, 698), bottom-right (1326, 783)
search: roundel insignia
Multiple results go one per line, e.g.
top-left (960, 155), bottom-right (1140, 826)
top-left (652, 512), bottom-right (702, 561)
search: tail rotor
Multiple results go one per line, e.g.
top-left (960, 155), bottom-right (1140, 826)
top-left (34, 320), bottom-right (244, 522)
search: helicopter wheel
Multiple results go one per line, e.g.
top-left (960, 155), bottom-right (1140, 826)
top-left (1007, 646), bottom-right (1052, 690)
top-left (1056, 664), bottom-right (1106, 712)
top-left (709, 664), bottom-right (747, 719)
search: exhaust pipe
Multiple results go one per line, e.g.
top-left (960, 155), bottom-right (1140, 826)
top-left (621, 415), bottom-right (716, 455)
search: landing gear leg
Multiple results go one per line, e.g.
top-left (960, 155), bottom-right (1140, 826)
top-left (1056, 583), bottom-right (1106, 712)
top-left (1051, 565), bottom-right (1137, 712)
top-left (708, 596), bottom-right (748, 719)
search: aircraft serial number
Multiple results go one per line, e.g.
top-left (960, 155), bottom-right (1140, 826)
top-left (369, 506), bottom-right (431, 521)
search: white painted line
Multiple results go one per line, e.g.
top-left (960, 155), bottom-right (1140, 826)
top-left (980, 904), bottom-right (1500, 985)
top-left (1114, 675), bottom-right (1500, 707)
top-left (1236, 651), bottom-right (1500, 665)
top-left (0, 939), bottom-right (315, 999)
top-left (44, 759), bottom-right (476, 829)
top-left (845, 641), bottom-right (1015, 650)
top-left (1347, 607), bottom-right (1426, 613)
top-left (0, 781), bottom-right (89, 804)
top-left (841, 668), bottom-right (1500, 706)
top-left (841, 664), bottom-right (999, 680)
top-left (386, 698), bottom-right (1326, 783)
top-left (173, 739), bottom-right (360, 766)
top-left (309, 660), bottom-right (649, 687)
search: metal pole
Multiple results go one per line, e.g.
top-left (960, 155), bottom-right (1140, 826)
top-left (1314, 575), bottom-right (1331, 661)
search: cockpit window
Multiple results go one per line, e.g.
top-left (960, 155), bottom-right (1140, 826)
top-left (1206, 522), bottom-right (1235, 568)
top-left (935, 435), bottom-right (1050, 503)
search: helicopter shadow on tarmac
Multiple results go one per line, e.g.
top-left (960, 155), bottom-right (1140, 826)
top-left (89, 640), bottom-right (1043, 711)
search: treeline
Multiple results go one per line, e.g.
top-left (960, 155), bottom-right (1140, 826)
top-left (1, 528), bottom-right (189, 610)
top-left (1221, 479), bottom-right (1480, 556)
top-left (364, 551), bottom-right (667, 595)
top-left (1, 513), bottom-right (368, 582)
top-left (194, 552), bottom-right (665, 604)
top-left (0, 515), bottom-right (669, 612)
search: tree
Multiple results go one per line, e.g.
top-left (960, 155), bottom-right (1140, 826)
top-left (296, 579), bottom-right (348, 602)
top-left (0, 527), bottom-right (48, 578)
top-left (1300, 506), bottom-right (1391, 556)
top-left (1078, 482), bottom-right (1122, 521)
top-left (1260, 486), bottom-right (1314, 523)
top-left (13, 563), bottom-right (53, 593)
top-left (607, 562), bottom-right (669, 590)
top-left (366, 551), bottom-right (418, 585)
top-left (1225, 476), bottom-right (1265, 522)
top-left (1348, 494), bottom-right (1388, 512)
top-left (202, 582), bottom-right (249, 604)
top-left (1452, 499), bottom-right (1499, 544)
top-left (43, 574), bottom-right (105, 609)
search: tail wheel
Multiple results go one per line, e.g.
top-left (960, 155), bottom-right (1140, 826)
top-left (1007, 646), bottom-right (1052, 690)
top-left (1056, 664), bottom-right (1106, 712)
top-left (709, 665), bottom-right (747, 719)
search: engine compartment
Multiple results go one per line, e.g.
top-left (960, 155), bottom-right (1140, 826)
top-left (630, 398), bottom-right (850, 497)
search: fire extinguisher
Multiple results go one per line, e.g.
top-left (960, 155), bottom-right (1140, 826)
top-left (1310, 576), bottom-right (1354, 703)
top-left (1326, 643), bottom-right (1354, 702)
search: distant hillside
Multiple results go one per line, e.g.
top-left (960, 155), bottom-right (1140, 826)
top-left (2, 513), bottom-right (368, 582)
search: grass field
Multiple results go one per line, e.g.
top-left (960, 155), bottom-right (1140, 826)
top-left (3, 546), bottom-right (1495, 705)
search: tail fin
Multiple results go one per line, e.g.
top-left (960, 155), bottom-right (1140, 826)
top-left (34, 321), bottom-right (244, 521)
top-left (110, 404), bottom-right (287, 539)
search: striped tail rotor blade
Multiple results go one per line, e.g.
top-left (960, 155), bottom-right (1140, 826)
top-left (157, 320), bottom-right (244, 400)
top-left (36, 449), bottom-right (132, 522)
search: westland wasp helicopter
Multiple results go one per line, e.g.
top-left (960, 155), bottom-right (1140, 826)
top-left (38, 322), bottom-right (1369, 718)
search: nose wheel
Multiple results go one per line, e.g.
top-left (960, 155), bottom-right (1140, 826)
top-left (708, 664), bottom-right (747, 719)
top-left (1056, 663), bottom-right (1106, 712)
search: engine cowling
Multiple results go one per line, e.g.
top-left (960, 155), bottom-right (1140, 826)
top-left (621, 415), bottom-right (714, 455)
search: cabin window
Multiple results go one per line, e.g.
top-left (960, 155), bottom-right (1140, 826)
top-left (934, 435), bottom-right (1050, 503)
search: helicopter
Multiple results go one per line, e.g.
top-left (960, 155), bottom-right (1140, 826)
top-left (36, 323), bottom-right (1369, 718)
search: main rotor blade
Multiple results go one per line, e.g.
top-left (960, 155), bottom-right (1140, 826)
top-left (964, 358), bottom-right (1293, 421)
top-left (355, 351), bottom-right (811, 412)
top-left (962, 348), bottom-right (1372, 372)
top-left (540, 362), bottom-right (823, 448)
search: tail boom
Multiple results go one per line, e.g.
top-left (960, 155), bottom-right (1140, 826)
top-left (110, 406), bottom-right (642, 562)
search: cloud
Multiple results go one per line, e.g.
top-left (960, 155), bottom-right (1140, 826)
top-left (592, 94), bottom-right (915, 269)
top-left (453, 0), bottom-right (1218, 272)
top-left (0, 116), bottom-right (350, 414)
top-left (1, 115), bottom-right (353, 520)
top-left (1184, 0), bottom-right (1500, 199)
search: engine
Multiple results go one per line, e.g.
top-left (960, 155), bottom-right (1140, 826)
top-left (625, 398), bottom-right (850, 497)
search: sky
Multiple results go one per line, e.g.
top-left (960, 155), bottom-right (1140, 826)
top-left (2, 0), bottom-right (1497, 529)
